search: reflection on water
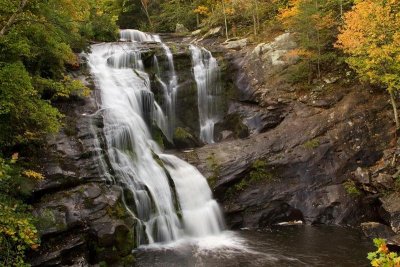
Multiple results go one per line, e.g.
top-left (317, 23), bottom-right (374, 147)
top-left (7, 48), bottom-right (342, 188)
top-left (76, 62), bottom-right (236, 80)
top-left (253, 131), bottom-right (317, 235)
top-left (134, 226), bottom-right (373, 267)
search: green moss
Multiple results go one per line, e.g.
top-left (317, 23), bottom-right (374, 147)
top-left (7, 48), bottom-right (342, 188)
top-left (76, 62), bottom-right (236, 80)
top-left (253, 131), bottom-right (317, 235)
top-left (303, 138), bottom-right (320, 149)
top-left (249, 159), bottom-right (274, 182)
top-left (107, 202), bottom-right (128, 219)
top-left (206, 153), bottom-right (220, 187)
top-left (153, 130), bottom-right (165, 150)
top-left (343, 179), bottom-right (361, 197)
top-left (174, 127), bottom-right (193, 140)
top-left (35, 208), bottom-right (56, 233)
top-left (224, 159), bottom-right (277, 199)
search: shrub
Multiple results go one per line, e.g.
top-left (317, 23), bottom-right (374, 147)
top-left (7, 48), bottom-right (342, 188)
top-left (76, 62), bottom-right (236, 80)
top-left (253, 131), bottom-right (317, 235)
top-left (368, 238), bottom-right (400, 267)
top-left (0, 156), bottom-right (40, 266)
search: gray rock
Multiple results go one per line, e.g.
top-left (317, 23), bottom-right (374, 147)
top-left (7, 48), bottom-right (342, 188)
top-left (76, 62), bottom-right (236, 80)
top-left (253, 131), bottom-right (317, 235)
top-left (223, 38), bottom-right (248, 50)
top-left (202, 27), bottom-right (222, 39)
top-left (354, 167), bottom-right (370, 184)
top-left (191, 29), bottom-right (201, 36)
top-left (380, 192), bottom-right (400, 233)
top-left (361, 222), bottom-right (395, 239)
top-left (175, 23), bottom-right (189, 33)
top-left (374, 173), bottom-right (394, 189)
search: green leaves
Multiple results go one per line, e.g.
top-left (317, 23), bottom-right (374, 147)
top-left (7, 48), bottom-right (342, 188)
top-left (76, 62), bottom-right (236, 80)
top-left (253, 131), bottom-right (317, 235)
top-left (367, 238), bottom-right (400, 267)
top-left (0, 156), bottom-right (40, 267)
top-left (0, 62), bottom-right (62, 147)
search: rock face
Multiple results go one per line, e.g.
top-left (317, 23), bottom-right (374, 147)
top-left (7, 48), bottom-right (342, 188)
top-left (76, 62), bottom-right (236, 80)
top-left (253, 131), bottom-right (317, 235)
top-left (361, 222), bottom-right (395, 239)
top-left (29, 72), bottom-right (136, 266)
top-left (182, 32), bottom-right (394, 229)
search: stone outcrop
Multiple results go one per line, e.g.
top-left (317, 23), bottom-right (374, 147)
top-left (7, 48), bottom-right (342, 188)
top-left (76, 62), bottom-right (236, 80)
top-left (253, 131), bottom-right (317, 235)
top-left (29, 71), bottom-right (136, 266)
top-left (182, 32), bottom-right (394, 230)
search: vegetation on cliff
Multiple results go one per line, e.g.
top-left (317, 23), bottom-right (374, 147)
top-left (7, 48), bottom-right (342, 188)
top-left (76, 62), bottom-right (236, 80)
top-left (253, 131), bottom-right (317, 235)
top-left (0, 0), bottom-right (119, 264)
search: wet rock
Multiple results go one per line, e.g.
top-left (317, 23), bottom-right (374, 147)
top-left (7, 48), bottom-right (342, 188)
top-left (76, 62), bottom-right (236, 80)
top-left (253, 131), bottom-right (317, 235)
top-left (380, 192), bottom-right (400, 233)
top-left (387, 234), bottom-right (400, 248)
top-left (173, 127), bottom-right (202, 149)
top-left (361, 222), bottom-right (395, 239)
top-left (191, 90), bottom-right (391, 228)
top-left (373, 173), bottom-right (394, 190)
top-left (354, 167), bottom-right (371, 184)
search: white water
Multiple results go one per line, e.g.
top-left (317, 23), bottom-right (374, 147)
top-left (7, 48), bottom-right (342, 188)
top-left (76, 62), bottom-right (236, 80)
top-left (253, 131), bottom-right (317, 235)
top-left (190, 45), bottom-right (222, 144)
top-left (88, 30), bottom-right (224, 245)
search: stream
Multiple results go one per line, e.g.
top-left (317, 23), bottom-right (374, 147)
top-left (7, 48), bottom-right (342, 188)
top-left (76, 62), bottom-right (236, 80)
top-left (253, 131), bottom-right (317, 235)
top-left (135, 226), bottom-right (373, 267)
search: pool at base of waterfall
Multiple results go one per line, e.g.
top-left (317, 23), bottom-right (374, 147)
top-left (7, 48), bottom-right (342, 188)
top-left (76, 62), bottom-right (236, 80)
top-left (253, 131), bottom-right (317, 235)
top-left (133, 226), bottom-right (373, 267)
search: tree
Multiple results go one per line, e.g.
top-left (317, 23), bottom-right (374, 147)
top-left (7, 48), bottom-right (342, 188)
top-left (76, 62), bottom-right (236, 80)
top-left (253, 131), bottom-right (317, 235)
top-left (279, 0), bottom-right (353, 81)
top-left (140, 0), bottom-right (153, 28)
top-left (336, 0), bottom-right (400, 128)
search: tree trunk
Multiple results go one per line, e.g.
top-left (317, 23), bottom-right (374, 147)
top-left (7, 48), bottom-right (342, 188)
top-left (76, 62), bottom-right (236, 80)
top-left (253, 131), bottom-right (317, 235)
top-left (222, 0), bottom-right (229, 40)
top-left (140, 0), bottom-right (153, 28)
top-left (315, 0), bottom-right (321, 79)
top-left (252, 13), bottom-right (257, 36)
top-left (0, 0), bottom-right (28, 37)
top-left (255, 0), bottom-right (260, 33)
top-left (389, 89), bottom-right (400, 129)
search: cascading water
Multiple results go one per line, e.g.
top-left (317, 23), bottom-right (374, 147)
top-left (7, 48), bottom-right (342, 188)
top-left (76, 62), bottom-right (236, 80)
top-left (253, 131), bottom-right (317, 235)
top-left (190, 45), bottom-right (223, 144)
top-left (88, 30), bottom-right (224, 245)
top-left (120, 29), bottom-right (177, 141)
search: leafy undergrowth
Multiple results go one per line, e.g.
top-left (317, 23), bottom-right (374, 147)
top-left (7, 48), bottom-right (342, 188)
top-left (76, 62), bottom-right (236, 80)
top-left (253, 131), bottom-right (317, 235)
top-left (368, 238), bottom-right (400, 267)
top-left (0, 154), bottom-right (42, 266)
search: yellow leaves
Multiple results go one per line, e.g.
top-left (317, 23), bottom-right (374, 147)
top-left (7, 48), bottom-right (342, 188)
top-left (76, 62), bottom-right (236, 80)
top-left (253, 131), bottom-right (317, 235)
top-left (22, 170), bottom-right (44, 181)
top-left (286, 48), bottom-right (314, 58)
top-left (278, 0), bottom-right (300, 26)
top-left (225, 7), bottom-right (235, 16)
top-left (194, 5), bottom-right (210, 16)
top-left (337, 0), bottom-right (400, 91)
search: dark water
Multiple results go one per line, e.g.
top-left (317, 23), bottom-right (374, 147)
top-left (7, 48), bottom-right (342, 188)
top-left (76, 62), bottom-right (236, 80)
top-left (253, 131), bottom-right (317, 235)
top-left (134, 226), bottom-right (373, 267)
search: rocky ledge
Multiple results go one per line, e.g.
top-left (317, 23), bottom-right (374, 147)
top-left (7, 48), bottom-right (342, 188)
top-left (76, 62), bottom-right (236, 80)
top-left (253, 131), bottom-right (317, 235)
top-left (29, 72), bottom-right (136, 266)
top-left (181, 33), bottom-right (395, 232)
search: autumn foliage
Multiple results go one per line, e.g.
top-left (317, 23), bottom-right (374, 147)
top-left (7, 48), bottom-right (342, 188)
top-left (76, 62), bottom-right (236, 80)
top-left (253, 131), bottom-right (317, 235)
top-left (337, 0), bottom-right (400, 127)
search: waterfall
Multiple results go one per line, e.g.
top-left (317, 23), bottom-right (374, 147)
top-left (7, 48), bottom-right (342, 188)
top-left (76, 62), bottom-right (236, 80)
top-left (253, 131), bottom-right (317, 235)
top-left (88, 30), bottom-right (224, 245)
top-left (189, 45), bottom-right (222, 144)
top-left (120, 29), bottom-right (177, 141)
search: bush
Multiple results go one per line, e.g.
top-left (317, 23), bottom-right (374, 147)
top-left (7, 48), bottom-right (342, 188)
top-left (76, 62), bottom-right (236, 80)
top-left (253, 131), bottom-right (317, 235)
top-left (368, 238), bottom-right (400, 266)
top-left (0, 156), bottom-right (40, 266)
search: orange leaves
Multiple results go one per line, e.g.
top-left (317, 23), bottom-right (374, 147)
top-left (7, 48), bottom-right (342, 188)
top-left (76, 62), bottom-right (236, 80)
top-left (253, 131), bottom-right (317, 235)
top-left (336, 0), bottom-right (400, 90)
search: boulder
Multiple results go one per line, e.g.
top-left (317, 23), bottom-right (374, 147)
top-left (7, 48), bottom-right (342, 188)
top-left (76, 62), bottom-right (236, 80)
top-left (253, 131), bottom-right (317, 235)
top-left (175, 23), bottom-right (189, 33)
top-left (361, 222), bottom-right (395, 239)
top-left (202, 27), bottom-right (222, 39)
top-left (223, 38), bottom-right (248, 50)
top-left (354, 167), bottom-right (370, 184)
top-left (380, 192), bottom-right (400, 233)
top-left (191, 29), bottom-right (202, 36)
top-left (373, 173), bottom-right (394, 190)
top-left (173, 127), bottom-right (202, 149)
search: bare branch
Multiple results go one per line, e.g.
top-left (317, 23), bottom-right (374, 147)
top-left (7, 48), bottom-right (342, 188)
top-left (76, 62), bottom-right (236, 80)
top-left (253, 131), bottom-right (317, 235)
top-left (0, 0), bottom-right (29, 37)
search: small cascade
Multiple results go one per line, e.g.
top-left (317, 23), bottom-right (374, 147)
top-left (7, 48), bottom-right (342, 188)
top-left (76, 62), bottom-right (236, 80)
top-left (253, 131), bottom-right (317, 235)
top-left (121, 29), bottom-right (177, 141)
top-left (88, 30), bottom-right (225, 246)
top-left (189, 45), bottom-right (222, 144)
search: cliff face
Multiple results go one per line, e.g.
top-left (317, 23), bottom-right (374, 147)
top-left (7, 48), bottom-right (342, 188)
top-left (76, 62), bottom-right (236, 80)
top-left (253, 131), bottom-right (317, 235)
top-left (182, 33), bottom-right (395, 229)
